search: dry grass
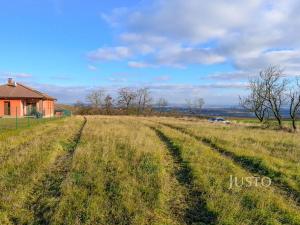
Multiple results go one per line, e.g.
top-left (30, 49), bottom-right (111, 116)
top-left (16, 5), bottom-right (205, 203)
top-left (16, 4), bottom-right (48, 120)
top-left (143, 119), bottom-right (300, 224)
top-left (52, 116), bottom-right (187, 225)
top-left (0, 116), bottom-right (84, 224)
top-left (151, 117), bottom-right (300, 199)
top-left (1, 115), bottom-right (300, 224)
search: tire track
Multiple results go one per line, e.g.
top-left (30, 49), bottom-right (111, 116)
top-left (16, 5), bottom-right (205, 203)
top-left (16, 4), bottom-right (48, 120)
top-left (150, 126), bottom-right (217, 225)
top-left (157, 121), bottom-right (300, 206)
top-left (25, 116), bottom-right (87, 225)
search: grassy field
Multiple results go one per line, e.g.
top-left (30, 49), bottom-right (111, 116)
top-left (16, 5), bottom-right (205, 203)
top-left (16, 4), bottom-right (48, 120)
top-left (230, 117), bottom-right (300, 127)
top-left (0, 115), bottom-right (300, 225)
top-left (0, 117), bottom-right (60, 130)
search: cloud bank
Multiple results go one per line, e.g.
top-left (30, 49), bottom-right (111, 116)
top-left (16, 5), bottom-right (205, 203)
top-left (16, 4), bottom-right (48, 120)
top-left (96, 0), bottom-right (300, 75)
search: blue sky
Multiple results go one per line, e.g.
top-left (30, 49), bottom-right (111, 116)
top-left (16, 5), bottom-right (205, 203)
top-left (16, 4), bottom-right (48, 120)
top-left (1, 0), bottom-right (299, 105)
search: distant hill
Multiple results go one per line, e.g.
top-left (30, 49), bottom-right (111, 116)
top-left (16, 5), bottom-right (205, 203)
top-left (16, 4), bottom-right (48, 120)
top-left (158, 107), bottom-right (293, 118)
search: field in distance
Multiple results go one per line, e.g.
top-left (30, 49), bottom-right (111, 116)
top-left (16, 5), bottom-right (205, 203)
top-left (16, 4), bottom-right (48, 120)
top-left (1, 115), bottom-right (300, 225)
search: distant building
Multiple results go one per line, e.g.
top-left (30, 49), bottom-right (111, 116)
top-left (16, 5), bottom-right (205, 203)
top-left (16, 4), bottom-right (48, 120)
top-left (0, 78), bottom-right (56, 117)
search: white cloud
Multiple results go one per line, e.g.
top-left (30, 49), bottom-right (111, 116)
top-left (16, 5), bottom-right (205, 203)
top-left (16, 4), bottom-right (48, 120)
top-left (24, 82), bottom-right (91, 103)
top-left (87, 64), bottom-right (97, 71)
top-left (205, 71), bottom-right (253, 81)
top-left (154, 44), bottom-right (225, 67)
top-left (101, 7), bottom-right (129, 27)
top-left (233, 49), bottom-right (300, 76)
top-left (96, 0), bottom-right (300, 72)
top-left (126, 0), bottom-right (263, 43)
top-left (128, 61), bottom-right (153, 68)
top-left (87, 46), bottom-right (132, 61)
top-left (80, 0), bottom-right (300, 106)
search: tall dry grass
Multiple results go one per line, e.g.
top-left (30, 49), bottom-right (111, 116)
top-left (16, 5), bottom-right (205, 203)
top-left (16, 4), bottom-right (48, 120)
top-left (0, 116), bottom-right (84, 224)
top-left (152, 117), bottom-right (300, 199)
top-left (52, 116), bottom-right (187, 225)
top-left (144, 119), bottom-right (300, 224)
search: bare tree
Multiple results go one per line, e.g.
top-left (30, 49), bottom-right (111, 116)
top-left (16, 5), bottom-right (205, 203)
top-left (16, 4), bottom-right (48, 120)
top-left (157, 98), bottom-right (168, 113)
top-left (289, 79), bottom-right (300, 131)
top-left (117, 87), bottom-right (137, 112)
top-left (104, 95), bottom-right (114, 115)
top-left (259, 66), bottom-right (288, 128)
top-left (185, 98), bottom-right (205, 115)
top-left (185, 99), bottom-right (194, 114)
top-left (194, 98), bottom-right (205, 113)
top-left (86, 89), bottom-right (105, 109)
top-left (240, 79), bottom-right (268, 123)
top-left (74, 100), bottom-right (87, 115)
top-left (242, 66), bottom-right (287, 127)
top-left (136, 88), bottom-right (152, 114)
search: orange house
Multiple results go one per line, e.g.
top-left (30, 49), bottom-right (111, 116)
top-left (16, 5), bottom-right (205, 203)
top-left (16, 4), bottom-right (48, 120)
top-left (0, 78), bottom-right (56, 118)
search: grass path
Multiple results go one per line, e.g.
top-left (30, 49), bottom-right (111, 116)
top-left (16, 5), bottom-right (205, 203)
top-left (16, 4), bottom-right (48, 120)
top-left (151, 127), bottom-right (217, 225)
top-left (26, 117), bottom-right (87, 225)
top-left (50, 117), bottom-right (188, 225)
top-left (159, 121), bottom-right (300, 206)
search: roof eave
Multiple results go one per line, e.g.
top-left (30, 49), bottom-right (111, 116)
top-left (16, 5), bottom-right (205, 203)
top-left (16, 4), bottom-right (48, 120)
top-left (43, 97), bottom-right (57, 101)
top-left (0, 97), bottom-right (44, 100)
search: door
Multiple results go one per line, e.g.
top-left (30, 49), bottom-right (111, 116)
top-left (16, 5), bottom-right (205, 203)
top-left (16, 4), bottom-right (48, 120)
top-left (26, 103), bottom-right (37, 116)
top-left (4, 101), bottom-right (10, 115)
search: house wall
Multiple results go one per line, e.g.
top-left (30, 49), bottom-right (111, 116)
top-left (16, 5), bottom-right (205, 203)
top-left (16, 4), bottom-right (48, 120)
top-left (0, 99), bottom-right (23, 117)
top-left (0, 100), bottom-right (4, 116)
top-left (9, 100), bottom-right (23, 117)
top-left (42, 100), bottom-right (55, 117)
top-left (0, 99), bottom-right (55, 117)
top-left (20, 100), bottom-right (24, 116)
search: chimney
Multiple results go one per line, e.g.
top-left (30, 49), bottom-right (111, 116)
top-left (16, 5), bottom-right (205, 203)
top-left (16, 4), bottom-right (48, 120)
top-left (7, 78), bottom-right (15, 86)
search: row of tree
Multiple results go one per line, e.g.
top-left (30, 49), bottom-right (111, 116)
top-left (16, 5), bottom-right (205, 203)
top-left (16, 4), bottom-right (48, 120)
top-left (240, 66), bottom-right (300, 131)
top-left (74, 87), bottom-right (205, 116)
top-left (76, 87), bottom-right (152, 115)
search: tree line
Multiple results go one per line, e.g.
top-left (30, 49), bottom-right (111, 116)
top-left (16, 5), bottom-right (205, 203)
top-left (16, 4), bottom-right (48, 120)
top-left (74, 87), bottom-right (205, 116)
top-left (240, 65), bottom-right (300, 131)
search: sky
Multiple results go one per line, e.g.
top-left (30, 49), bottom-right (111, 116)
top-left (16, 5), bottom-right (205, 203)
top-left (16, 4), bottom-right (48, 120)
top-left (1, 0), bottom-right (300, 106)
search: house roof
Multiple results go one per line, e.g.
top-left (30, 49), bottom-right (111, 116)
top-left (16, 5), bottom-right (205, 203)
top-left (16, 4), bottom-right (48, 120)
top-left (0, 82), bottom-right (56, 100)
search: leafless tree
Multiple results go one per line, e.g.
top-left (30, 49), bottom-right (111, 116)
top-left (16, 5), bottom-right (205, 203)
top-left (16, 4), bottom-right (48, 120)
top-left (259, 66), bottom-right (288, 128)
top-left (186, 98), bottom-right (205, 115)
top-left (240, 79), bottom-right (268, 123)
top-left (289, 79), bottom-right (300, 131)
top-left (104, 94), bottom-right (114, 115)
top-left (194, 98), bottom-right (205, 112)
top-left (74, 100), bottom-right (87, 115)
top-left (86, 89), bottom-right (105, 109)
top-left (185, 99), bottom-right (194, 114)
top-left (136, 88), bottom-right (152, 114)
top-left (242, 66), bottom-right (287, 127)
top-left (157, 98), bottom-right (168, 113)
top-left (117, 87), bottom-right (137, 112)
